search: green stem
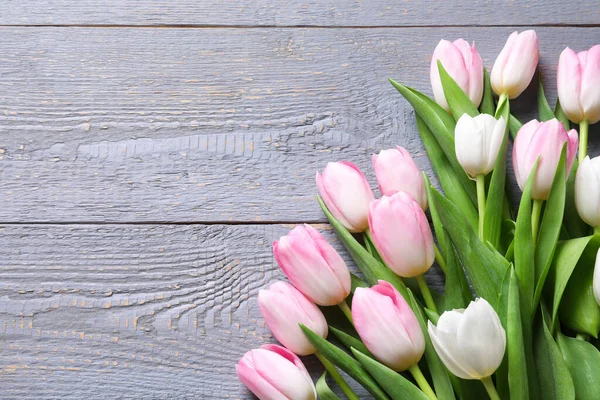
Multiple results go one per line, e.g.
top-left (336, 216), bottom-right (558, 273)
top-left (476, 174), bottom-right (487, 241)
top-left (481, 376), bottom-right (501, 400)
top-left (576, 333), bottom-right (588, 341)
top-left (416, 275), bottom-right (437, 313)
top-left (595, 226), bottom-right (600, 237)
top-left (531, 199), bottom-right (543, 245)
top-left (408, 364), bottom-right (438, 400)
top-left (579, 120), bottom-right (589, 162)
top-left (315, 351), bottom-right (359, 400)
top-left (337, 300), bottom-right (354, 325)
top-left (434, 244), bottom-right (447, 275)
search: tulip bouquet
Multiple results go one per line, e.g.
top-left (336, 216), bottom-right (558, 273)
top-left (237, 30), bottom-right (600, 400)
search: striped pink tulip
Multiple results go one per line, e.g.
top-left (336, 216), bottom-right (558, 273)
top-left (372, 146), bottom-right (428, 210)
top-left (258, 281), bottom-right (328, 356)
top-left (316, 161), bottom-right (375, 232)
top-left (368, 191), bottom-right (435, 277)
top-left (273, 224), bottom-right (351, 306)
top-left (237, 344), bottom-right (316, 400)
top-left (430, 39), bottom-right (484, 111)
top-left (557, 45), bottom-right (600, 124)
top-left (491, 30), bottom-right (539, 99)
top-left (352, 281), bottom-right (425, 371)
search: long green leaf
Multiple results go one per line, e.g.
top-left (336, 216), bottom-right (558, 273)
top-left (563, 159), bottom-right (588, 238)
top-left (557, 333), bottom-right (600, 399)
top-left (479, 69), bottom-right (495, 115)
top-left (534, 146), bottom-right (567, 307)
top-left (538, 73), bottom-right (555, 121)
top-left (554, 100), bottom-right (570, 131)
top-left (431, 188), bottom-right (509, 313)
top-left (351, 349), bottom-right (429, 400)
top-left (483, 95), bottom-right (510, 249)
top-left (509, 113), bottom-right (523, 139)
top-left (507, 267), bottom-right (529, 400)
top-left (316, 372), bottom-right (343, 400)
top-left (416, 115), bottom-right (478, 230)
top-left (329, 326), bottom-right (373, 359)
top-left (438, 61), bottom-right (479, 120)
top-left (300, 324), bottom-right (390, 400)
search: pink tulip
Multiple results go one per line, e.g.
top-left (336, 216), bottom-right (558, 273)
top-left (352, 280), bottom-right (425, 371)
top-left (557, 45), bottom-right (600, 124)
top-left (513, 119), bottom-right (578, 200)
top-left (273, 224), bottom-right (351, 306)
top-left (491, 30), bottom-right (539, 99)
top-left (237, 344), bottom-right (316, 400)
top-left (430, 39), bottom-right (484, 111)
top-left (372, 146), bottom-right (428, 210)
top-left (316, 161), bottom-right (375, 232)
top-left (258, 281), bottom-right (328, 356)
top-left (368, 191), bottom-right (435, 277)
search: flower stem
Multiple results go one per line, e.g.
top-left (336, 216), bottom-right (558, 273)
top-left (416, 274), bottom-right (437, 313)
top-left (531, 199), bottom-right (543, 245)
top-left (476, 174), bottom-right (487, 241)
top-left (434, 244), bottom-right (447, 275)
top-left (315, 351), bottom-right (360, 400)
top-left (408, 364), bottom-right (438, 400)
top-left (481, 376), bottom-right (501, 400)
top-left (579, 119), bottom-right (589, 162)
top-left (337, 299), bottom-right (354, 325)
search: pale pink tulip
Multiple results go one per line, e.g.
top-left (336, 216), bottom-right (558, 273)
top-left (513, 119), bottom-right (578, 200)
top-left (372, 146), bottom-right (428, 210)
top-left (491, 30), bottom-right (539, 99)
top-left (557, 45), bottom-right (600, 124)
top-left (237, 344), bottom-right (316, 400)
top-left (352, 280), bottom-right (425, 371)
top-left (368, 191), bottom-right (435, 277)
top-left (430, 39), bottom-right (484, 111)
top-left (316, 161), bottom-right (375, 232)
top-left (258, 281), bottom-right (328, 356)
top-left (273, 224), bottom-right (351, 306)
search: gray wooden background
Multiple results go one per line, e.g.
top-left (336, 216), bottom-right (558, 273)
top-left (0, 1), bottom-right (599, 399)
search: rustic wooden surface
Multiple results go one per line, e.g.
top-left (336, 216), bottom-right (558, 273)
top-left (0, 1), bottom-right (598, 399)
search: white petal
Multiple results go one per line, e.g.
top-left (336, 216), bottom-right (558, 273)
top-left (455, 114), bottom-right (485, 177)
top-left (575, 156), bottom-right (600, 227)
top-left (428, 319), bottom-right (475, 379)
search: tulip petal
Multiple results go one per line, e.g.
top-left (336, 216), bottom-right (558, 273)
top-left (491, 31), bottom-right (519, 95)
top-left (575, 156), bottom-right (600, 227)
top-left (580, 45), bottom-right (600, 124)
top-left (501, 30), bottom-right (538, 98)
top-left (557, 47), bottom-right (584, 123)
top-left (455, 114), bottom-right (484, 177)
top-left (252, 349), bottom-right (317, 400)
top-left (512, 120), bottom-right (540, 192)
top-left (431, 39), bottom-right (469, 111)
top-left (428, 316), bottom-right (475, 380)
top-left (237, 352), bottom-right (288, 400)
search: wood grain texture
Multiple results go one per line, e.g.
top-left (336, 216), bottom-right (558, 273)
top-left (0, 0), bottom-right (598, 26)
top-left (0, 27), bottom-right (598, 223)
top-left (0, 223), bottom-right (445, 399)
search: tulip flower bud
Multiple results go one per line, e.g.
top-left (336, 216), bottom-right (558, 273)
top-left (455, 114), bottom-right (506, 178)
top-left (575, 156), bottom-right (600, 227)
top-left (513, 119), bottom-right (578, 200)
top-left (316, 161), bottom-right (374, 232)
top-left (557, 45), bottom-right (600, 124)
top-left (430, 39), bottom-right (484, 111)
top-left (372, 146), bottom-right (428, 209)
top-left (491, 30), bottom-right (539, 99)
top-left (594, 249), bottom-right (600, 307)
top-left (258, 281), bottom-right (328, 356)
top-left (273, 224), bottom-right (351, 306)
top-left (428, 298), bottom-right (506, 380)
top-left (352, 281), bottom-right (425, 371)
top-left (237, 344), bottom-right (316, 400)
top-left (368, 191), bottom-right (435, 277)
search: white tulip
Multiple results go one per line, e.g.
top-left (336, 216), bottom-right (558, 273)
top-left (575, 156), bottom-right (600, 227)
top-left (594, 249), bottom-right (600, 307)
top-left (455, 114), bottom-right (506, 178)
top-left (428, 298), bottom-right (506, 380)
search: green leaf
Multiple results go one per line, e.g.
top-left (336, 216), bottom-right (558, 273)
top-left (329, 326), bottom-right (373, 359)
top-left (351, 273), bottom-right (369, 292)
top-left (534, 146), bottom-right (567, 308)
top-left (538, 72), bottom-right (555, 122)
top-left (300, 324), bottom-right (390, 400)
top-left (351, 348), bottom-right (430, 400)
top-left (437, 61), bottom-right (479, 120)
top-left (506, 267), bottom-right (529, 400)
top-left (533, 314), bottom-right (575, 400)
top-left (563, 159), bottom-right (589, 239)
top-left (479, 69), bottom-right (495, 115)
top-left (316, 372), bottom-right (342, 400)
top-left (555, 100), bottom-right (571, 131)
top-left (557, 333), bottom-right (600, 399)
top-left (416, 115), bottom-right (478, 230)
top-left (508, 113), bottom-right (523, 140)
top-left (318, 196), bottom-right (408, 298)
top-left (431, 188), bottom-right (509, 313)
top-left (483, 95), bottom-right (510, 249)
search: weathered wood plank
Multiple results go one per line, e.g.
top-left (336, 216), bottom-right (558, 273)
top-left (0, 27), bottom-right (598, 223)
top-left (0, 223), bottom-right (444, 398)
top-left (0, 1), bottom-right (598, 26)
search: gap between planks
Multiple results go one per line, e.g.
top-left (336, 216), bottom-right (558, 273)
top-left (0, 220), bottom-right (326, 226)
